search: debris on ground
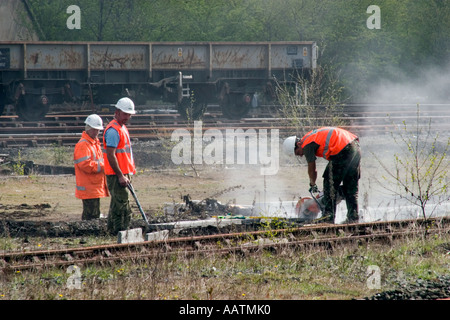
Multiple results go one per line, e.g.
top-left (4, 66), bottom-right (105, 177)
top-left (365, 276), bottom-right (450, 300)
top-left (170, 194), bottom-right (232, 219)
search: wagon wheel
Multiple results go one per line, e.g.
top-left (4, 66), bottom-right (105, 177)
top-left (15, 95), bottom-right (50, 121)
top-left (0, 91), bottom-right (5, 116)
top-left (221, 93), bottom-right (251, 119)
top-left (177, 97), bottom-right (207, 120)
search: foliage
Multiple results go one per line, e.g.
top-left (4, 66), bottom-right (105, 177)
top-left (50, 144), bottom-right (71, 165)
top-left (12, 150), bottom-right (25, 176)
top-left (22, 0), bottom-right (450, 102)
top-left (1, 232), bottom-right (449, 300)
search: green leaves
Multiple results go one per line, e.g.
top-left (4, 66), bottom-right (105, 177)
top-left (24, 0), bottom-right (449, 102)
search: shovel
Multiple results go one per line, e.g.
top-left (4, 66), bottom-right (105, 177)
top-left (116, 183), bottom-right (151, 244)
top-left (127, 183), bottom-right (150, 227)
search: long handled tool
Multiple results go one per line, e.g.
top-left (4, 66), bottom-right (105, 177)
top-left (127, 183), bottom-right (150, 226)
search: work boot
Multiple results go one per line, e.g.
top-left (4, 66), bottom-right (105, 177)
top-left (342, 217), bottom-right (359, 224)
top-left (317, 214), bottom-right (334, 224)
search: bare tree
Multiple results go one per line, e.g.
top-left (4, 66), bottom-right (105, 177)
top-left (373, 104), bottom-right (450, 222)
top-left (277, 63), bottom-right (347, 137)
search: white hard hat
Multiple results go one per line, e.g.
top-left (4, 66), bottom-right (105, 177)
top-left (85, 114), bottom-right (103, 130)
top-left (283, 136), bottom-right (298, 156)
top-left (115, 97), bottom-right (136, 114)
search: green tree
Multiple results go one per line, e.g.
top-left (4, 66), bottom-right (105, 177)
top-left (23, 0), bottom-right (450, 103)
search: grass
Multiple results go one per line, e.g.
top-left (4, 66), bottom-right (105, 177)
top-left (1, 232), bottom-right (449, 300)
top-left (1, 141), bottom-right (449, 301)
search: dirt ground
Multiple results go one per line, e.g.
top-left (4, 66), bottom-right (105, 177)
top-left (2, 132), bottom-right (449, 302)
top-left (0, 133), bottom-right (447, 225)
top-left (0, 164), bottom-right (313, 223)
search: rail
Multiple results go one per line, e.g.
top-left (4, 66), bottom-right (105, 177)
top-left (1, 104), bottom-right (449, 147)
top-left (1, 216), bottom-right (449, 273)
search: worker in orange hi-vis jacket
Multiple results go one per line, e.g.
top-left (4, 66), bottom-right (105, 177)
top-left (283, 127), bottom-right (361, 224)
top-left (102, 97), bottom-right (137, 235)
top-left (73, 114), bottom-right (109, 220)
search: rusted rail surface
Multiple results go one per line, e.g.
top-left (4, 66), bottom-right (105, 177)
top-left (1, 104), bottom-right (449, 147)
top-left (1, 216), bottom-right (448, 273)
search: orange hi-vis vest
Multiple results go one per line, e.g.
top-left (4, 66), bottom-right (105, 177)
top-left (73, 131), bottom-right (109, 200)
top-left (300, 127), bottom-right (357, 160)
top-left (103, 119), bottom-right (136, 175)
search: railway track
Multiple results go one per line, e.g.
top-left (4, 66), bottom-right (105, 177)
top-left (1, 103), bottom-right (449, 148)
top-left (1, 216), bottom-right (449, 273)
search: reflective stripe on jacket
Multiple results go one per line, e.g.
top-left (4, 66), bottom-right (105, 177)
top-left (74, 131), bottom-right (109, 199)
top-left (300, 127), bottom-right (358, 160)
top-left (103, 119), bottom-right (136, 175)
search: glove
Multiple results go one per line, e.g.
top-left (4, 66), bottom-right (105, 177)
top-left (309, 183), bottom-right (319, 193)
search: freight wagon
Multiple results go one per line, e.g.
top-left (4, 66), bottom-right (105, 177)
top-left (0, 41), bottom-right (317, 121)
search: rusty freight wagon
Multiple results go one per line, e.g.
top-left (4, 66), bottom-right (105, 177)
top-left (0, 41), bottom-right (317, 121)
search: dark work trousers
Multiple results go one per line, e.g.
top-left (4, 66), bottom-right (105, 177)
top-left (82, 198), bottom-right (100, 220)
top-left (322, 140), bottom-right (361, 222)
top-left (106, 174), bottom-right (132, 235)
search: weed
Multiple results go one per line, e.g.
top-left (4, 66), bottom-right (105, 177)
top-left (1, 232), bottom-right (449, 300)
top-left (12, 150), bottom-right (25, 175)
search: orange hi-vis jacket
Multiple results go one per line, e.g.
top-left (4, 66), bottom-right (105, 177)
top-left (103, 119), bottom-right (136, 176)
top-left (299, 127), bottom-right (358, 160)
top-left (73, 131), bottom-right (109, 200)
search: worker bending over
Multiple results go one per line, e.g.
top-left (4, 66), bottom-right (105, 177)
top-left (283, 127), bottom-right (361, 223)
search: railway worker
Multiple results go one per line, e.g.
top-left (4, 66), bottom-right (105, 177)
top-left (283, 127), bottom-right (361, 224)
top-left (73, 114), bottom-right (109, 220)
top-left (103, 97), bottom-right (137, 235)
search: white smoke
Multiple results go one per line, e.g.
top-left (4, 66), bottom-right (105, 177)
top-left (363, 63), bottom-right (450, 104)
